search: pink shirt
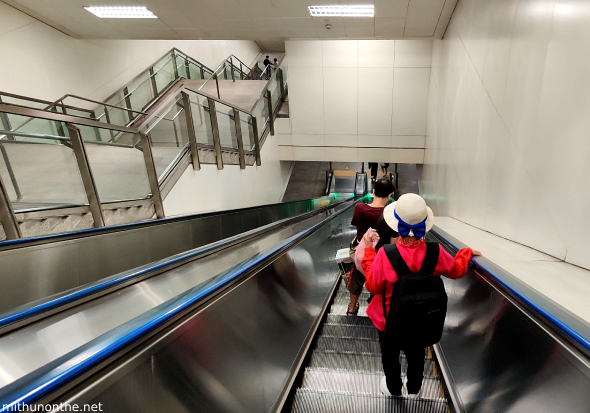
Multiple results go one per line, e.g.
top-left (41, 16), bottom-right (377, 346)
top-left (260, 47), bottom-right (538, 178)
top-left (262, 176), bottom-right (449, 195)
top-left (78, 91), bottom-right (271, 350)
top-left (361, 238), bottom-right (473, 331)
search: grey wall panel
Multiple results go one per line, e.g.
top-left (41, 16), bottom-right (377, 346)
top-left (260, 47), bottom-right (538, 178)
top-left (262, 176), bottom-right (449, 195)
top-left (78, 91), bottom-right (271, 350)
top-left (77, 208), bottom-right (354, 413)
top-left (77, 231), bottom-right (150, 286)
top-left (220, 212), bottom-right (244, 239)
top-left (0, 244), bottom-right (78, 313)
top-left (190, 215), bottom-right (222, 248)
top-left (147, 221), bottom-right (193, 262)
top-left (241, 209), bottom-right (260, 232)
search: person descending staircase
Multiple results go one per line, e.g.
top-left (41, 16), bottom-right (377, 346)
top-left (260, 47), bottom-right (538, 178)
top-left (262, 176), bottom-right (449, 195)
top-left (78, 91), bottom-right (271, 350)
top-left (291, 280), bottom-right (450, 413)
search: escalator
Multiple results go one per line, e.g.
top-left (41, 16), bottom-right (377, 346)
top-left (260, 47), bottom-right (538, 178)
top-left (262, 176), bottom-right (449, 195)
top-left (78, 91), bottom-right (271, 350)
top-left (1, 182), bottom-right (590, 413)
top-left (0, 195), bottom-right (342, 330)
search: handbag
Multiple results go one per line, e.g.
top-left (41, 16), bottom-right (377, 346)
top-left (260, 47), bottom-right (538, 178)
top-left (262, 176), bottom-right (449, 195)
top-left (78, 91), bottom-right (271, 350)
top-left (349, 213), bottom-right (384, 261)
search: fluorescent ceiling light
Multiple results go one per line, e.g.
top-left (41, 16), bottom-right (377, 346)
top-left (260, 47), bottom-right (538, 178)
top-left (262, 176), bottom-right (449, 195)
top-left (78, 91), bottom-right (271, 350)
top-left (84, 6), bottom-right (158, 18)
top-left (308, 5), bottom-right (374, 17)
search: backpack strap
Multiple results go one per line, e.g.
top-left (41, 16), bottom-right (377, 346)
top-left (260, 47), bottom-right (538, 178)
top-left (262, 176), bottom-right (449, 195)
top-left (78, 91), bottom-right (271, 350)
top-left (381, 244), bottom-right (411, 319)
top-left (382, 244), bottom-right (412, 278)
top-left (374, 213), bottom-right (384, 229)
top-left (420, 242), bottom-right (440, 273)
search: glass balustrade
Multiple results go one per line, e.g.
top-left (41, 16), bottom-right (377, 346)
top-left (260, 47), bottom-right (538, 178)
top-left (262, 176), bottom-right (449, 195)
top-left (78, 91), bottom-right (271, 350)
top-left (187, 93), bottom-right (215, 147)
top-left (143, 98), bottom-right (191, 183)
top-left (0, 130), bottom-right (89, 212)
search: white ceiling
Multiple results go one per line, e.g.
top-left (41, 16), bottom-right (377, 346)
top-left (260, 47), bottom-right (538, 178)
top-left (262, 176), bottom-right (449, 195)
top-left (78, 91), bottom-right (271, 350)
top-left (2, 0), bottom-right (457, 49)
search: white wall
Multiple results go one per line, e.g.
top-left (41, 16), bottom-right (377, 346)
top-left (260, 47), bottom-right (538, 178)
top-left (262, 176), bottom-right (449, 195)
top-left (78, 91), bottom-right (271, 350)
top-left (421, 0), bottom-right (590, 270)
top-left (164, 134), bottom-right (292, 215)
top-left (0, 2), bottom-right (260, 103)
top-left (278, 40), bottom-right (432, 163)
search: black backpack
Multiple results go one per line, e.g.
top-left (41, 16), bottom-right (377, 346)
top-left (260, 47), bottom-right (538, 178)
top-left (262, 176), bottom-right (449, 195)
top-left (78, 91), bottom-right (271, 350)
top-left (382, 243), bottom-right (447, 348)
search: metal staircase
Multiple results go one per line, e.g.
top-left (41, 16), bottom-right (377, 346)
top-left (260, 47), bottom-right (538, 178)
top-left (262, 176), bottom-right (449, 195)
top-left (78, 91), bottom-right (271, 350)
top-left (291, 280), bottom-right (450, 413)
top-left (0, 49), bottom-right (288, 241)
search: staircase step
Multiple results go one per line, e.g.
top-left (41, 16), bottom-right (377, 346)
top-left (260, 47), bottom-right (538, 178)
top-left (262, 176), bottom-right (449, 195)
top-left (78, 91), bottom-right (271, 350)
top-left (301, 368), bottom-right (444, 400)
top-left (316, 337), bottom-right (381, 355)
top-left (325, 314), bottom-right (374, 327)
top-left (321, 323), bottom-right (379, 340)
top-left (293, 389), bottom-right (448, 413)
top-left (309, 351), bottom-right (435, 376)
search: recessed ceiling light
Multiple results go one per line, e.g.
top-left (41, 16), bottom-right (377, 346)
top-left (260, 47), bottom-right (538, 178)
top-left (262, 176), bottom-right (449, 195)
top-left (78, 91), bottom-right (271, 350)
top-left (308, 5), bottom-right (374, 17)
top-left (84, 6), bottom-right (158, 19)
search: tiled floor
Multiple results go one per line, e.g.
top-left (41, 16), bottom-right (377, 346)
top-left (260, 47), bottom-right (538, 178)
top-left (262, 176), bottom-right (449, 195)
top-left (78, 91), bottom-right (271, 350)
top-left (435, 217), bottom-right (590, 323)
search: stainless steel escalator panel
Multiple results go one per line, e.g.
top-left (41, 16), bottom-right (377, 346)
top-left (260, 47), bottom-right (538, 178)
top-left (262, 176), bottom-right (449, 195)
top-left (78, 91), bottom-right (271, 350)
top-left (0, 202), bottom-right (353, 390)
top-left (0, 197), bottom-right (336, 315)
top-left (429, 230), bottom-right (590, 413)
top-left (40, 203), bottom-right (357, 413)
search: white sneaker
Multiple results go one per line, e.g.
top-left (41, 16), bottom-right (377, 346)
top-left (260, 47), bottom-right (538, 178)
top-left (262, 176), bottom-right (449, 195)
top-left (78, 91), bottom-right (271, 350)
top-left (380, 376), bottom-right (392, 396)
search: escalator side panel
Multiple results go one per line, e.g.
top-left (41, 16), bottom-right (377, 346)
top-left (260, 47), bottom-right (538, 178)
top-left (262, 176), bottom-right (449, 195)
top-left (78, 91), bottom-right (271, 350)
top-left (440, 250), bottom-right (590, 412)
top-left (61, 209), bottom-right (355, 413)
top-left (0, 200), bottom-right (317, 314)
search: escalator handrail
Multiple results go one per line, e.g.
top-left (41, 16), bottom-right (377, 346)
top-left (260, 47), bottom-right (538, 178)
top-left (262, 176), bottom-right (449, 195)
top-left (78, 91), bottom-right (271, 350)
top-left (431, 225), bottom-right (590, 354)
top-left (0, 196), bottom-right (336, 251)
top-left (0, 198), bottom-right (346, 333)
top-left (0, 199), bottom-right (357, 411)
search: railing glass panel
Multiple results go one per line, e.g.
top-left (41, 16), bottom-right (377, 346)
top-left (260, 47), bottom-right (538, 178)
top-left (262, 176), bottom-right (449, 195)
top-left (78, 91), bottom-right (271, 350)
top-left (188, 93), bottom-right (215, 146)
top-left (215, 101), bottom-right (238, 150)
top-left (0, 131), bottom-right (87, 212)
top-left (143, 98), bottom-right (190, 182)
top-left (241, 115), bottom-right (254, 152)
top-left (84, 138), bottom-right (152, 204)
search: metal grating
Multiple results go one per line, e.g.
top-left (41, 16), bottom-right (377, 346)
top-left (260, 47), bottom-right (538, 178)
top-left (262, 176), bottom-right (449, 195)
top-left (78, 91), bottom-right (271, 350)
top-left (293, 389), bottom-right (448, 413)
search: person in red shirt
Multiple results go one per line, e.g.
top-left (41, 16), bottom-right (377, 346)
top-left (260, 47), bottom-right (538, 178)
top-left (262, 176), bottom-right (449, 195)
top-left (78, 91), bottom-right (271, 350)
top-left (361, 193), bottom-right (481, 397)
top-left (347, 178), bottom-right (399, 315)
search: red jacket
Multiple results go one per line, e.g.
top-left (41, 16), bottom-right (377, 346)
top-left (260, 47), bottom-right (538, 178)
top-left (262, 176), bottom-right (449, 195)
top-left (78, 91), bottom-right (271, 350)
top-left (361, 238), bottom-right (473, 331)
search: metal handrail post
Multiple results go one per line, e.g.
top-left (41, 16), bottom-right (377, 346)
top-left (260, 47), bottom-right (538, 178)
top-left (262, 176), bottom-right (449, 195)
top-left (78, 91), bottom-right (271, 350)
top-left (66, 124), bottom-right (105, 228)
top-left (123, 87), bottom-right (134, 123)
top-left (233, 109), bottom-right (245, 169)
top-left (208, 98), bottom-right (224, 170)
top-left (0, 172), bottom-right (21, 239)
top-left (0, 142), bottom-right (22, 200)
top-left (214, 74), bottom-right (221, 99)
top-left (266, 90), bottom-right (274, 136)
top-left (251, 116), bottom-right (261, 166)
top-left (138, 132), bottom-right (165, 218)
top-left (279, 69), bottom-right (285, 102)
top-left (185, 59), bottom-right (191, 79)
top-left (181, 92), bottom-right (200, 171)
top-left (230, 58), bottom-right (235, 82)
top-left (103, 105), bottom-right (115, 142)
top-left (240, 62), bottom-right (244, 80)
top-left (172, 50), bottom-right (179, 79)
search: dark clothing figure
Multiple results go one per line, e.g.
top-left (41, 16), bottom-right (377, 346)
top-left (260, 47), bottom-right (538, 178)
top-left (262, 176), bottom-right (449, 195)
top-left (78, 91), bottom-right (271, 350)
top-left (351, 203), bottom-right (397, 251)
top-left (378, 330), bottom-right (425, 395)
top-left (369, 162), bottom-right (378, 181)
top-left (263, 57), bottom-right (272, 67)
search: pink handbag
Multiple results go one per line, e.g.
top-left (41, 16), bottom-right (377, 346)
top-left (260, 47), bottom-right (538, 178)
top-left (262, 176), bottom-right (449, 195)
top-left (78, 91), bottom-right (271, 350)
top-left (354, 236), bottom-right (367, 275)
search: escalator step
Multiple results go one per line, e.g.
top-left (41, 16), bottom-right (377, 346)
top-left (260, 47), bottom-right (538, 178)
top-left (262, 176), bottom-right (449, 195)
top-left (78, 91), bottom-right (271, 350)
top-left (335, 290), bottom-right (371, 301)
top-left (300, 368), bottom-right (444, 400)
top-left (321, 323), bottom-right (379, 340)
top-left (309, 351), bottom-right (435, 376)
top-left (329, 304), bottom-right (368, 317)
top-left (325, 314), bottom-right (374, 327)
top-left (316, 337), bottom-right (381, 355)
top-left (292, 389), bottom-right (448, 413)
